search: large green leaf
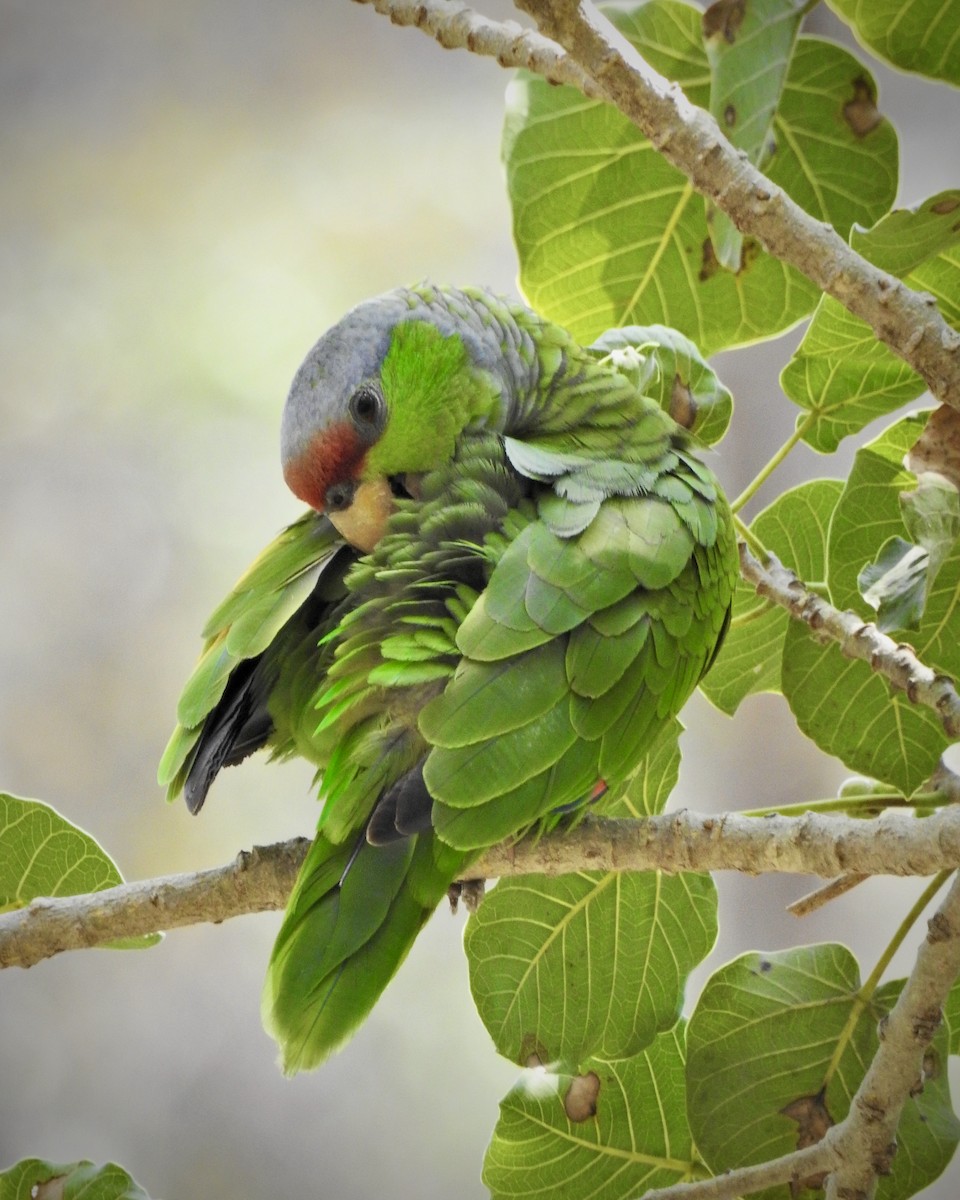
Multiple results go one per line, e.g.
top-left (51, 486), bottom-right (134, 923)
top-left (0, 1160), bottom-right (151, 1200)
top-left (826, 0), bottom-right (960, 85)
top-left (703, 0), bottom-right (808, 269)
top-left (782, 413), bottom-right (960, 794)
top-left (0, 792), bottom-right (158, 950)
top-left (484, 1027), bottom-right (697, 1200)
top-left (781, 624), bottom-right (949, 796)
top-left (782, 192), bottom-right (960, 452)
top-left (466, 724), bottom-right (715, 1067)
top-left (503, 2), bottom-right (897, 352)
top-left (700, 479), bottom-right (843, 714)
top-left (466, 869), bottom-right (715, 1068)
top-left (686, 947), bottom-right (958, 1200)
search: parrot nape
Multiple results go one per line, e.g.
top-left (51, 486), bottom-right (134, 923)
top-left (159, 284), bottom-right (738, 1074)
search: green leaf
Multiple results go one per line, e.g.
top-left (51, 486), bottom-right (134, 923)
top-left (700, 479), bottom-right (842, 714)
top-left (466, 721), bottom-right (713, 1067)
top-left (827, 414), bottom-right (926, 610)
top-left (0, 1159), bottom-right (151, 1200)
top-left (503, 2), bottom-right (897, 353)
top-left (687, 947), bottom-right (959, 1200)
top-left (484, 1028), bottom-right (697, 1200)
top-left (703, 0), bottom-right (808, 269)
top-left (826, 0), bottom-right (960, 85)
top-left (0, 792), bottom-right (159, 950)
top-left (781, 620), bottom-right (948, 795)
top-left (591, 324), bottom-right (734, 445)
top-left (687, 945), bottom-right (870, 1185)
top-left (466, 869), bottom-right (715, 1068)
top-left (609, 718), bottom-right (682, 817)
top-left (781, 413), bottom-right (960, 793)
top-left (945, 977), bottom-right (960, 1056)
top-left (857, 536), bottom-right (931, 632)
top-left (781, 192), bottom-right (960, 452)
top-left (901, 470), bottom-right (960, 585)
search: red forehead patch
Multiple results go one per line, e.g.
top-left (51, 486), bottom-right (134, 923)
top-left (283, 421), bottom-right (366, 511)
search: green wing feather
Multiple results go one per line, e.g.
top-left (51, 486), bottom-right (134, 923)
top-left (262, 828), bottom-right (467, 1074)
top-left (423, 431), bottom-right (737, 854)
top-left (157, 511), bottom-right (348, 798)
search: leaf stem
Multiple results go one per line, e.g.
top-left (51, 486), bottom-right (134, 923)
top-left (730, 415), bottom-right (815, 515)
top-left (733, 514), bottom-right (768, 560)
top-left (820, 869), bottom-right (953, 1091)
top-left (741, 791), bottom-right (944, 819)
top-left (862, 870), bottom-right (953, 999)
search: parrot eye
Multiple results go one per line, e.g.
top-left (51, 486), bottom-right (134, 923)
top-left (348, 386), bottom-right (383, 431)
top-left (324, 480), bottom-right (356, 513)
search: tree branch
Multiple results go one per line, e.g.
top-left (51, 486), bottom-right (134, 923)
top-left (642, 1142), bottom-right (837, 1200)
top-left (353, 0), bottom-right (600, 92)
top-left (643, 869), bottom-right (960, 1200)
top-left (823, 870), bottom-right (960, 1200)
top-left (4, 807), bottom-right (960, 969)
top-left (354, 0), bottom-right (960, 405)
top-left (739, 543), bottom-right (960, 739)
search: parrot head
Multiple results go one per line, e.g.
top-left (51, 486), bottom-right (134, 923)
top-left (280, 287), bottom-right (505, 552)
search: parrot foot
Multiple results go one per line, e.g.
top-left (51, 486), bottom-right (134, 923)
top-left (448, 878), bottom-right (486, 914)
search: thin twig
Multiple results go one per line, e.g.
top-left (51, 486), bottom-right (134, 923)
top-left (351, 0), bottom-right (599, 92)
top-left (740, 544), bottom-right (960, 740)
top-left (4, 807), bottom-right (960, 969)
top-left (787, 873), bottom-right (868, 917)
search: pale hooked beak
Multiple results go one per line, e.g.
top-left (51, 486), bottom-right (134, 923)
top-left (327, 477), bottom-right (395, 553)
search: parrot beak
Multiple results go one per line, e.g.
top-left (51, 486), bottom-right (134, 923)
top-left (327, 477), bottom-right (395, 553)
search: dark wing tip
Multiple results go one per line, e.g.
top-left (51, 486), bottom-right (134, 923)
top-left (183, 659), bottom-right (274, 815)
top-left (366, 760), bottom-right (433, 846)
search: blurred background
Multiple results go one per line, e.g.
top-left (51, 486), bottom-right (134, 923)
top-left (1, 2), bottom-right (957, 1196)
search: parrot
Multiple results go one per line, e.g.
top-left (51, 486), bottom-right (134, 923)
top-left (158, 283), bottom-right (738, 1074)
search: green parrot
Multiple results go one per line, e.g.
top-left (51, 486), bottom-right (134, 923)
top-left (159, 284), bottom-right (738, 1074)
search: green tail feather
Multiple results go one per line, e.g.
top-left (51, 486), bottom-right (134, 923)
top-left (262, 831), bottom-right (465, 1074)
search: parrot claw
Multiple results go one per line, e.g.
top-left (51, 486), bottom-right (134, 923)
top-left (448, 879), bottom-right (485, 914)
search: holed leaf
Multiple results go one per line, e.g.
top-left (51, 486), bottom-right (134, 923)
top-left (484, 1027), bottom-right (698, 1200)
top-left (503, 2), bottom-right (897, 353)
top-left (703, 0), bottom-right (808, 269)
top-left (687, 946), bottom-right (959, 1200)
top-left (590, 324), bottom-right (733, 445)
